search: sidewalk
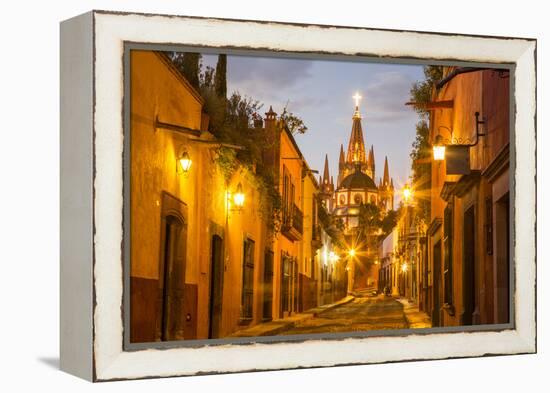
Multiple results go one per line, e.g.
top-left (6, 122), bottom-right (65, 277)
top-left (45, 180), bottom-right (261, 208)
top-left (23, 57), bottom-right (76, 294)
top-left (228, 295), bottom-right (355, 337)
top-left (396, 298), bottom-right (432, 329)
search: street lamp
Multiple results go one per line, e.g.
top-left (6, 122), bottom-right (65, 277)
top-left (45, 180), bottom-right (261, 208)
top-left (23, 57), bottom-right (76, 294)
top-left (348, 248), bottom-right (356, 258)
top-left (402, 183), bottom-right (413, 203)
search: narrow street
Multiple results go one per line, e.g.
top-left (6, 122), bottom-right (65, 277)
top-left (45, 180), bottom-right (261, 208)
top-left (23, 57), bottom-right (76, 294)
top-left (279, 293), bottom-right (408, 335)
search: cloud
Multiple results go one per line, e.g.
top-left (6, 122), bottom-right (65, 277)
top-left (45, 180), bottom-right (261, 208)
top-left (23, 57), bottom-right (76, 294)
top-left (228, 56), bottom-right (313, 94)
top-left (285, 96), bottom-right (328, 112)
top-left (362, 71), bottom-right (417, 123)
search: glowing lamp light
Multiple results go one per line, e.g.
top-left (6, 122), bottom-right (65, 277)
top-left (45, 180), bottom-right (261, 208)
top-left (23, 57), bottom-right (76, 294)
top-left (233, 183), bottom-right (245, 208)
top-left (403, 184), bottom-right (413, 203)
top-left (178, 151), bottom-right (192, 174)
top-left (401, 262), bottom-right (408, 273)
top-left (348, 248), bottom-right (356, 258)
top-left (433, 135), bottom-right (446, 161)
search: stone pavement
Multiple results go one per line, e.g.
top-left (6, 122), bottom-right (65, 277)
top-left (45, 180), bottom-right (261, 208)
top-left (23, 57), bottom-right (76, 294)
top-left (228, 293), bottom-right (432, 338)
top-left (396, 297), bottom-right (432, 329)
top-left (281, 294), bottom-right (408, 335)
top-left (228, 295), bottom-right (355, 338)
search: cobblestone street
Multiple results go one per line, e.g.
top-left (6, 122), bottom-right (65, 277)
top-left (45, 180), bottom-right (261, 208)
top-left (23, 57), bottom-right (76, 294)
top-left (279, 294), bottom-right (409, 335)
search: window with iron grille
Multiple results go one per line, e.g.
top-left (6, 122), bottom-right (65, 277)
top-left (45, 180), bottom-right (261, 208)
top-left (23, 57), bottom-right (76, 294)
top-left (240, 238), bottom-right (255, 321)
top-left (443, 205), bottom-right (453, 305)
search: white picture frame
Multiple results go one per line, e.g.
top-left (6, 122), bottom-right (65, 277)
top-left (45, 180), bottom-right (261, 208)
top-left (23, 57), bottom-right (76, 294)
top-left (60, 10), bottom-right (536, 381)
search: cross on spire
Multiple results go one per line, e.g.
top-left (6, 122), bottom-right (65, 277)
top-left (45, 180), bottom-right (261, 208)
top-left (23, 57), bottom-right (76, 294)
top-left (353, 92), bottom-right (362, 107)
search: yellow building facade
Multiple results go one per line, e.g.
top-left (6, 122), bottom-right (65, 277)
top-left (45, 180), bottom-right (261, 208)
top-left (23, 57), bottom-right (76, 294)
top-left (129, 51), bottom-right (346, 343)
top-left (130, 51), bottom-right (270, 341)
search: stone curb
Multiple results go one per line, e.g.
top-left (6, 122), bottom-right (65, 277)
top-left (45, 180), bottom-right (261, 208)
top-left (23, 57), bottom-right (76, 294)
top-left (307, 295), bottom-right (355, 317)
top-left (395, 298), bottom-right (432, 329)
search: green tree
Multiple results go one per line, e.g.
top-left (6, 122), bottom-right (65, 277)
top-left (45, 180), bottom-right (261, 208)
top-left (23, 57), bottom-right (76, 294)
top-left (409, 65), bottom-right (443, 118)
top-left (280, 107), bottom-right (308, 135)
top-left (358, 203), bottom-right (382, 230)
top-left (408, 65), bottom-right (442, 225)
top-left (169, 51), bottom-right (309, 239)
top-left (172, 52), bottom-right (201, 90)
top-left (381, 209), bottom-right (398, 235)
top-left (214, 54), bottom-right (227, 99)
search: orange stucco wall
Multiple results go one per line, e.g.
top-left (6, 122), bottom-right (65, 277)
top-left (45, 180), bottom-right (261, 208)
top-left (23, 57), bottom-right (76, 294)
top-left (130, 50), bottom-right (269, 340)
top-left (428, 68), bottom-right (510, 327)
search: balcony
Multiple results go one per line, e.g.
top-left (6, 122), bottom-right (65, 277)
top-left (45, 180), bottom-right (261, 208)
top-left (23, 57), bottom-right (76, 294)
top-left (311, 224), bottom-right (323, 250)
top-left (282, 203), bottom-right (303, 241)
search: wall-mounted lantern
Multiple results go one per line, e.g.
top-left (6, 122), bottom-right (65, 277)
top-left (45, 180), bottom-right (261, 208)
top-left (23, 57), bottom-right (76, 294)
top-left (431, 112), bottom-right (487, 174)
top-left (178, 151), bottom-right (192, 174)
top-left (432, 135), bottom-right (446, 161)
top-left (233, 183), bottom-right (245, 209)
top-left (227, 182), bottom-right (245, 214)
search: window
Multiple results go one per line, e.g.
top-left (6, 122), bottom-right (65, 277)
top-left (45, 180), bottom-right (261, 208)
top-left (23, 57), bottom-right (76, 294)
top-left (241, 238), bottom-right (255, 321)
top-left (282, 165), bottom-right (296, 225)
top-left (354, 193), bottom-right (363, 204)
top-left (281, 253), bottom-right (292, 315)
top-left (282, 167), bottom-right (289, 218)
top-left (443, 205), bottom-right (453, 306)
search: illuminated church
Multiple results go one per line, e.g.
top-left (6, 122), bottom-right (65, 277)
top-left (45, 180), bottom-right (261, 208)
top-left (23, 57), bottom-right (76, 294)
top-left (320, 94), bottom-right (394, 229)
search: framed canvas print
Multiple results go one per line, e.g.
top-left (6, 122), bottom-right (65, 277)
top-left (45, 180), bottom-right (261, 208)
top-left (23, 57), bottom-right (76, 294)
top-left (60, 10), bottom-right (537, 381)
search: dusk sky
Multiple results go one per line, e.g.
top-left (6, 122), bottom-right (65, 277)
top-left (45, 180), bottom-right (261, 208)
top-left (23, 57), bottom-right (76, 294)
top-left (203, 53), bottom-right (425, 197)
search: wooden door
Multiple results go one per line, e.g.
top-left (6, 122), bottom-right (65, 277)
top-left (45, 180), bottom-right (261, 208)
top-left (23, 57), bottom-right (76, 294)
top-left (462, 206), bottom-right (476, 325)
top-left (208, 235), bottom-right (224, 339)
top-left (262, 250), bottom-right (274, 321)
top-left (159, 215), bottom-right (186, 341)
top-left (432, 240), bottom-right (442, 327)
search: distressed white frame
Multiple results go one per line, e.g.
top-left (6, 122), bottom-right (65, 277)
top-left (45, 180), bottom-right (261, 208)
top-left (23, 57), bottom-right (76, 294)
top-left (62, 10), bottom-right (536, 381)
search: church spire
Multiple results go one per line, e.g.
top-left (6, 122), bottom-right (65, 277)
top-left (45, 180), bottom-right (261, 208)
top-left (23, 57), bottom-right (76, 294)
top-left (383, 156), bottom-right (390, 186)
top-left (346, 94), bottom-right (367, 165)
top-left (368, 145), bottom-right (375, 178)
top-left (323, 154), bottom-right (330, 185)
top-left (339, 144), bottom-right (345, 167)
